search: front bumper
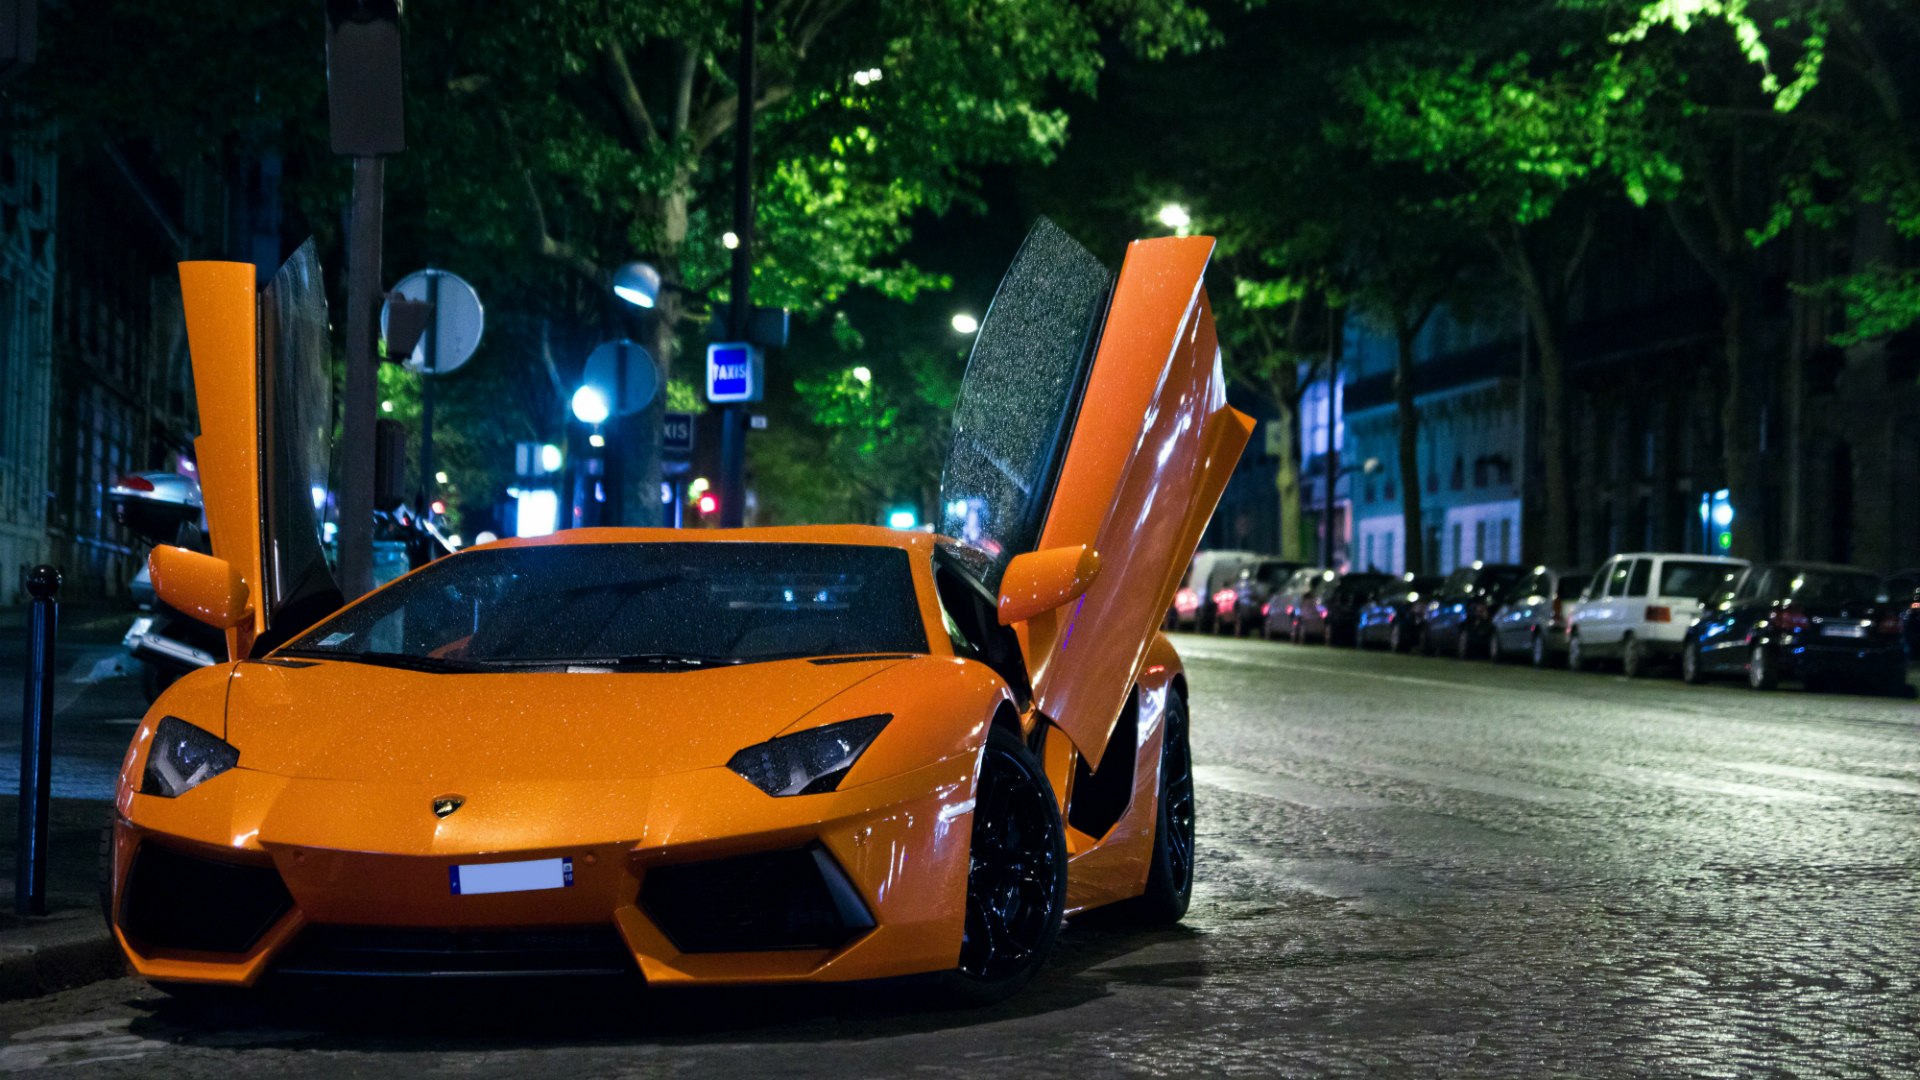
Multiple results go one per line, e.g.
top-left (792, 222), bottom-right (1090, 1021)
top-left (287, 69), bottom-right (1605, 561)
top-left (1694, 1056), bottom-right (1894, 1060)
top-left (110, 752), bottom-right (976, 987)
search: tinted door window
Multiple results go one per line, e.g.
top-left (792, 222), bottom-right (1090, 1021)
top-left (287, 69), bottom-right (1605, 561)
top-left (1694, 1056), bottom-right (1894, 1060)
top-left (1586, 564), bottom-right (1612, 601)
top-left (1660, 560), bottom-right (1739, 599)
top-left (1605, 561), bottom-right (1633, 598)
top-left (1626, 559), bottom-right (1652, 598)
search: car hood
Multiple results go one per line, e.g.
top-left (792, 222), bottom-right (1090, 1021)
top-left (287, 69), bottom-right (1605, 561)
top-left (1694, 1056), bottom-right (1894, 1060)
top-left (221, 655), bottom-right (912, 783)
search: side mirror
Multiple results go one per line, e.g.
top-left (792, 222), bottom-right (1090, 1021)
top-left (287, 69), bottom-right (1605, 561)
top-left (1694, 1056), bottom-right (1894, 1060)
top-left (998, 545), bottom-right (1101, 626)
top-left (149, 546), bottom-right (253, 630)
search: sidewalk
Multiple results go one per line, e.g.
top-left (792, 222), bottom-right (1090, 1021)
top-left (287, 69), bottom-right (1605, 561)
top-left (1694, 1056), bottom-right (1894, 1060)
top-left (0, 796), bottom-right (126, 999)
top-left (2, 604), bottom-right (147, 998)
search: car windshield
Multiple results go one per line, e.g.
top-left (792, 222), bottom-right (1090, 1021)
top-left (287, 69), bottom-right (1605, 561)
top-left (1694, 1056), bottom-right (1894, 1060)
top-left (278, 542), bottom-right (928, 667)
top-left (1334, 574), bottom-right (1390, 601)
top-left (1783, 569), bottom-right (1880, 606)
top-left (1660, 560), bottom-right (1740, 599)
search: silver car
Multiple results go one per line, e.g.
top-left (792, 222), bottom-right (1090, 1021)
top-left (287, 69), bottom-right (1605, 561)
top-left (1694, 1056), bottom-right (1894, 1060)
top-left (1488, 565), bottom-right (1589, 667)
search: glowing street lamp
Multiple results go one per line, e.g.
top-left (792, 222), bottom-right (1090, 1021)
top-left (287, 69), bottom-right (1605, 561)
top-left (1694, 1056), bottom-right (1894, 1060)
top-left (852, 366), bottom-right (873, 385)
top-left (1157, 202), bottom-right (1192, 236)
top-left (571, 385), bottom-right (611, 425)
top-left (951, 312), bottom-right (979, 334)
top-left (611, 261), bottom-right (663, 309)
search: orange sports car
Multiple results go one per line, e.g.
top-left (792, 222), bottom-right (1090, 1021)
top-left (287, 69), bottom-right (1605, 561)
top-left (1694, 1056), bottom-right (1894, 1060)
top-left (107, 220), bottom-right (1251, 1003)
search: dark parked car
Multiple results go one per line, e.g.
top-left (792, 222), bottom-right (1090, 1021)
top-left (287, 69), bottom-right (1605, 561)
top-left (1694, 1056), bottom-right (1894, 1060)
top-left (1298, 571), bottom-right (1394, 646)
top-left (1881, 568), bottom-right (1920, 659)
top-left (1356, 574), bottom-right (1444, 652)
top-left (1488, 565), bottom-right (1589, 667)
top-left (1226, 559), bottom-right (1304, 636)
top-left (1683, 563), bottom-right (1908, 694)
top-left (1422, 562), bottom-right (1527, 658)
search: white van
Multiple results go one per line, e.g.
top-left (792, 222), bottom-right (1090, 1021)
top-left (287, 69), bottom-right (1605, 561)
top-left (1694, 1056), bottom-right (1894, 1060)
top-left (1169, 549), bottom-right (1263, 632)
top-left (1565, 552), bottom-right (1749, 677)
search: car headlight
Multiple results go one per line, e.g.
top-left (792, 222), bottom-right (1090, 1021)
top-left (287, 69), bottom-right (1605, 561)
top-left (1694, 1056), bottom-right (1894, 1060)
top-left (141, 716), bottom-right (240, 798)
top-left (727, 714), bottom-right (891, 797)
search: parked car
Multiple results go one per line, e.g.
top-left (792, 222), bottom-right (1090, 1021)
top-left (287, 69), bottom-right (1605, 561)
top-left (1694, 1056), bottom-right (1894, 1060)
top-left (1169, 549), bottom-right (1262, 632)
top-left (1488, 565), bottom-right (1590, 667)
top-left (1226, 559), bottom-right (1304, 636)
top-left (1267, 567), bottom-right (1335, 642)
top-left (1683, 562), bottom-right (1908, 693)
top-left (1298, 571), bottom-right (1394, 646)
top-left (1421, 561), bottom-right (1527, 659)
top-left (1565, 552), bottom-right (1748, 676)
top-left (1880, 568), bottom-right (1920, 659)
top-left (1356, 574), bottom-right (1444, 652)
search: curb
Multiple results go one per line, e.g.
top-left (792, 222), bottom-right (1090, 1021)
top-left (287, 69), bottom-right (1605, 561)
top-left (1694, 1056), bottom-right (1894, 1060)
top-left (0, 915), bottom-right (125, 1001)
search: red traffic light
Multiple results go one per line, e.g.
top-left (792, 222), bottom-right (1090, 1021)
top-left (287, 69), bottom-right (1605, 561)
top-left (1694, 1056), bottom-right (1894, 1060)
top-left (698, 494), bottom-right (718, 515)
top-left (430, 499), bottom-right (447, 516)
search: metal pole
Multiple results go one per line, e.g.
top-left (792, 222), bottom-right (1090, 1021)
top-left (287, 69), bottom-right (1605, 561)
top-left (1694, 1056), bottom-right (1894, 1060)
top-left (418, 269), bottom-right (439, 514)
top-left (719, 0), bottom-right (755, 529)
top-left (15, 565), bottom-right (59, 916)
top-left (1322, 308), bottom-right (1341, 569)
top-left (339, 157), bottom-right (384, 599)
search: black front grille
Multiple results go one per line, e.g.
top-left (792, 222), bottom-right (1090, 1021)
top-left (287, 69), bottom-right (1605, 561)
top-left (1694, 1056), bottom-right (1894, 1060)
top-left (120, 842), bottom-right (293, 954)
top-left (274, 925), bottom-right (638, 978)
top-left (640, 845), bottom-right (875, 953)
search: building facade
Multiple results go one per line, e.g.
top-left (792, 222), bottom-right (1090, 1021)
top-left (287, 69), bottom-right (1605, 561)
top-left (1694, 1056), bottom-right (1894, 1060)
top-left (0, 130), bottom-right (56, 604)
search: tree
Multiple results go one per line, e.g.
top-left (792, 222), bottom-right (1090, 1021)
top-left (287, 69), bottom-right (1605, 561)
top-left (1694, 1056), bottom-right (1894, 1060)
top-left (23, 0), bottom-right (1218, 527)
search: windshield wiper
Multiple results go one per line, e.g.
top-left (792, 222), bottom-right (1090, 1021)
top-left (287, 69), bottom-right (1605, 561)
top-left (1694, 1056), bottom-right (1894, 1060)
top-left (602, 645), bottom-right (737, 664)
top-left (275, 649), bottom-right (493, 674)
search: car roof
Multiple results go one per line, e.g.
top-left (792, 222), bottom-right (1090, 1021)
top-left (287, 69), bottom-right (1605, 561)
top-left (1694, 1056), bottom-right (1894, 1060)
top-left (1604, 551), bottom-right (1747, 563)
top-left (475, 524), bottom-right (938, 556)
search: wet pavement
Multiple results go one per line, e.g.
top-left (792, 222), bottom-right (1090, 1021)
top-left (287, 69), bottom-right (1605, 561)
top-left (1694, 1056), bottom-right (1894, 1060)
top-left (3, 632), bottom-right (1916, 1076)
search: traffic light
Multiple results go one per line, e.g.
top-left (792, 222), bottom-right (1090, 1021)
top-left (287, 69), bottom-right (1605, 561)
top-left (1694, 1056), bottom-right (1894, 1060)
top-left (1699, 488), bottom-right (1734, 554)
top-left (698, 493), bottom-right (719, 516)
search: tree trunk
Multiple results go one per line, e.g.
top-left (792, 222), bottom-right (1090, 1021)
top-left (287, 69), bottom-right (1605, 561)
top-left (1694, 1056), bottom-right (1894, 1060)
top-left (1516, 276), bottom-right (1574, 566)
top-left (1269, 369), bottom-right (1306, 562)
top-left (1393, 327), bottom-right (1424, 575)
top-left (1719, 285), bottom-right (1768, 559)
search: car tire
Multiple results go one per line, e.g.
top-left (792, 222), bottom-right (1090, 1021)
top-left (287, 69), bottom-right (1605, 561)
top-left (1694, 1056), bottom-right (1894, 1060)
top-left (1530, 629), bottom-right (1549, 669)
top-left (1567, 632), bottom-right (1587, 672)
top-left (1389, 622), bottom-right (1406, 653)
top-left (1108, 696), bottom-right (1195, 926)
top-left (1747, 643), bottom-right (1779, 691)
top-left (1488, 631), bottom-right (1504, 664)
top-left (1681, 640), bottom-right (1706, 685)
top-left (936, 724), bottom-right (1069, 1005)
top-left (1621, 634), bottom-right (1645, 679)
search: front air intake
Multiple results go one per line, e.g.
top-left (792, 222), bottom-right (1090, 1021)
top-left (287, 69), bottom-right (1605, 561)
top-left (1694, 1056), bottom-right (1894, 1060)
top-left (640, 845), bottom-right (874, 953)
top-left (120, 842), bottom-right (293, 953)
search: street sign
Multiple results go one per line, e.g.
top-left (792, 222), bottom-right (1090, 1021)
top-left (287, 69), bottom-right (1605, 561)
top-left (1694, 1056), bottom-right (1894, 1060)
top-left (707, 304), bottom-right (791, 349)
top-left (663, 412), bottom-right (695, 455)
top-left (382, 269), bottom-right (483, 374)
top-left (707, 342), bottom-right (763, 404)
top-left (582, 339), bottom-right (659, 417)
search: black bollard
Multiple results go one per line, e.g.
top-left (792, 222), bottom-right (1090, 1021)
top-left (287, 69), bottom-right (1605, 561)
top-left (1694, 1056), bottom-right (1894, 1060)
top-left (15, 564), bottom-right (59, 917)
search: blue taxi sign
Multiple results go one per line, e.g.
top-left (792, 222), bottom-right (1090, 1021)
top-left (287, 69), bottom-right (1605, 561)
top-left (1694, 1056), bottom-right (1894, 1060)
top-left (706, 342), bottom-right (763, 403)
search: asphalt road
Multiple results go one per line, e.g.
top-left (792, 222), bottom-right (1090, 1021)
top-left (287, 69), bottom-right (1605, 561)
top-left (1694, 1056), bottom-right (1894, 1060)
top-left (3, 632), bottom-right (1917, 1077)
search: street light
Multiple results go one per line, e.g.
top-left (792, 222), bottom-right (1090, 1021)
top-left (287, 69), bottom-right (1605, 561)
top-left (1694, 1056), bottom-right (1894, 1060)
top-left (722, 231), bottom-right (740, 250)
top-left (1157, 203), bottom-right (1192, 236)
top-left (951, 313), bottom-right (979, 334)
top-left (538, 443), bottom-right (563, 473)
top-left (570, 385), bottom-right (611, 425)
top-left (852, 366), bottom-right (873, 385)
top-left (612, 261), bottom-right (663, 309)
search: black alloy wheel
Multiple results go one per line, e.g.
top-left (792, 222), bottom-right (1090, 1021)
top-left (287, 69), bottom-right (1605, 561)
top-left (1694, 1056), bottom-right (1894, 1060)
top-left (947, 725), bottom-right (1067, 1002)
top-left (1567, 632), bottom-right (1588, 672)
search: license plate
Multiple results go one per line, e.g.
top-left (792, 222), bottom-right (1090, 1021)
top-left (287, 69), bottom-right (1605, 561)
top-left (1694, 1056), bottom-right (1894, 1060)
top-left (1821, 623), bottom-right (1866, 639)
top-left (449, 857), bottom-right (573, 896)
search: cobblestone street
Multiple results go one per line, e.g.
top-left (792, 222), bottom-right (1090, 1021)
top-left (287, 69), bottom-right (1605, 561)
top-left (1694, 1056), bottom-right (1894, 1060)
top-left (4, 633), bottom-right (1916, 1077)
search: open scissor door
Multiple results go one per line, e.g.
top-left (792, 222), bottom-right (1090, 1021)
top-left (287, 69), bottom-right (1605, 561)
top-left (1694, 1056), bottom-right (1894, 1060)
top-left (938, 220), bottom-right (1253, 767)
top-left (179, 241), bottom-right (340, 658)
